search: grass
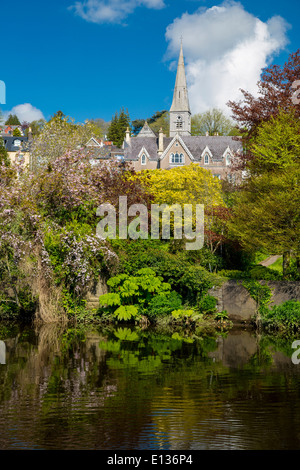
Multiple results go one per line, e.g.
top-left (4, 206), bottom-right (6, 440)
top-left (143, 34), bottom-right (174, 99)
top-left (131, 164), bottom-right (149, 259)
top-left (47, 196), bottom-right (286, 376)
top-left (268, 256), bottom-right (283, 274)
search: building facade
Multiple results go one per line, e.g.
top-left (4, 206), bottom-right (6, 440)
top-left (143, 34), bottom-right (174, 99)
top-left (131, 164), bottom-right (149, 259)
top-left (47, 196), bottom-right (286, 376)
top-left (120, 43), bottom-right (243, 180)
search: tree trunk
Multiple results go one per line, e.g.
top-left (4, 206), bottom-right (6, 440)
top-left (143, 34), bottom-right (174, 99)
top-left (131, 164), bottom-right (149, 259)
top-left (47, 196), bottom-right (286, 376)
top-left (282, 251), bottom-right (291, 279)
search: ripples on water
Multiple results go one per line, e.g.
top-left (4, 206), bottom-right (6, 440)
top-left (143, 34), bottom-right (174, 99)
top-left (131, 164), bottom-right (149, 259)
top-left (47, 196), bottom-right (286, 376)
top-left (0, 324), bottom-right (300, 450)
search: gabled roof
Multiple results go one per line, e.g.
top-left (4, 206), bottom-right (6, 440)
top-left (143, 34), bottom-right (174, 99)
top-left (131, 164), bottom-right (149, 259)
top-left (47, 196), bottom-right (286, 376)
top-left (124, 136), bottom-right (159, 161)
top-left (160, 133), bottom-right (194, 161)
top-left (181, 136), bottom-right (242, 162)
top-left (136, 121), bottom-right (157, 139)
top-left (2, 135), bottom-right (29, 152)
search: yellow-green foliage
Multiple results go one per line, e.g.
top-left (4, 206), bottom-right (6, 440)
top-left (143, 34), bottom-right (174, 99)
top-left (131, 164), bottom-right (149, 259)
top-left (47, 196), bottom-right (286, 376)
top-left (132, 164), bottom-right (224, 209)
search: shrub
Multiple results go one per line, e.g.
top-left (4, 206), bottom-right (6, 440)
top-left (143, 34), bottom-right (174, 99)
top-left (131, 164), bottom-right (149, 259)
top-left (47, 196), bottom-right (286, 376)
top-left (262, 300), bottom-right (300, 331)
top-left (248, 266), bottom-right (282, 281)
top-left (146, 291), bottom-right (182, 320)
top-left (198, 294), bottom-right (218, 314)
top-left (98, 268), bottom-right (172, 322)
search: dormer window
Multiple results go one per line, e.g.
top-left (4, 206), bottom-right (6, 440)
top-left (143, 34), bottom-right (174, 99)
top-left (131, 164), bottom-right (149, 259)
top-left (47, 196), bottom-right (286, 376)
top-left (13, 139), bottom-right (21, 147)
top-left (141, 154), bottom-right (146, 165)
top-left (170, 152), bottom-right (184, 164)
top-left (204, 153), bottom-right (209, 165)
top-left (226, 154), bottom-right (231, 166)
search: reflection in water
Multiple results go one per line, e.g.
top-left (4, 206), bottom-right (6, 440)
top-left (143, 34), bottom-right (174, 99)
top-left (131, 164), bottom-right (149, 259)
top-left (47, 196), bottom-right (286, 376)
top-left (0, 323), bottom-right (300, 450)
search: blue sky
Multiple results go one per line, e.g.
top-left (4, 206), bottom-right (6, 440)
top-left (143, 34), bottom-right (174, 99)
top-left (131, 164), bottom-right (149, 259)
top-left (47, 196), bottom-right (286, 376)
top-left (0, 0), bottom-right (299, 124)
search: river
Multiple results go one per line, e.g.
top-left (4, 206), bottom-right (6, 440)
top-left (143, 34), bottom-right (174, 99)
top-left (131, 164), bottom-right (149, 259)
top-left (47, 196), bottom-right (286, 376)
top-left (0, 322), bottom-right (300, 450)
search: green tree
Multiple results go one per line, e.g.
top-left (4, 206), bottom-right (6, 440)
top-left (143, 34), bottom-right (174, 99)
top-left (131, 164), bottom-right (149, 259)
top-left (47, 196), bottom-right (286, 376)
top-left (229, 110), bottom-right (300, 278)
top-left (229, 167), bottom-right (300, 278)
top-left (107, 108), bottom-right (130, 148)
top-left (12, 127), bottom-right (22, 136)
top-left (191, 108), bottom-right (235, 136)
top-left (247, 109), bottom-right (300, 176)
top-left (5, 114), bottom-right (21, 125)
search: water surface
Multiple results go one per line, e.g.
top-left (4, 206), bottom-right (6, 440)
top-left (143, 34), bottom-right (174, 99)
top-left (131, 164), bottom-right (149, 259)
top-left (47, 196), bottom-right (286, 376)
top-left (0, 322), bottom-right (300, 450)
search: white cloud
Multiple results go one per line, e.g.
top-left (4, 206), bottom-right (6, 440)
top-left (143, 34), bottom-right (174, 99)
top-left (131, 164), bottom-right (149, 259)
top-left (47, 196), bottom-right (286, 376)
top-left (165, 1), bottom-right (290, 115)
top-left (4, 103), bottom-right (45, 123)
top-left (70, 0), bottom-right (165, 24)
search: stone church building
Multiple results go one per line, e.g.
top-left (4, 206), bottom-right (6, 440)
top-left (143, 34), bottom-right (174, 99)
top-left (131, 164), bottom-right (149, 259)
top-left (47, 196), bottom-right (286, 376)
top-left (87, 44), bottom-right (242, 180)
top-left (121, 43), bottom-right (242, 180)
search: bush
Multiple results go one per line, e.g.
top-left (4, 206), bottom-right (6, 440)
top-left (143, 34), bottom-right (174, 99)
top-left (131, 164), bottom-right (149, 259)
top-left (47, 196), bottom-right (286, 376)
top-left (248, 266), bottom-right (282, 281)
top-left (146, 291), bottom-right (182, 320)
top-left (262, 300), bottom-right (300, 331)
top-left (198, 295), bottom-right (218, 314)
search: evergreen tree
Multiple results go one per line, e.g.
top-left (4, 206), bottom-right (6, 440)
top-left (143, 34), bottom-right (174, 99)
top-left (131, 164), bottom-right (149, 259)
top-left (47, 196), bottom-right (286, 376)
top-left (107, 108), bottom-right (130, 148)
top-left (5, 114), bottom-right (21, 125)
top-left (13, 127), bottom-right (22, 136)
top-left (0, 137), bottom-right (10, 166)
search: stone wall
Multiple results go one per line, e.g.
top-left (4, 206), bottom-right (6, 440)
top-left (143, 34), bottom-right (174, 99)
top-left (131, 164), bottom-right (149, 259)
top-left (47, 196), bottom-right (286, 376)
top-left (85, 277), bottom-right (108, 310)
top-left (208, 280), bottom-right (300, 322)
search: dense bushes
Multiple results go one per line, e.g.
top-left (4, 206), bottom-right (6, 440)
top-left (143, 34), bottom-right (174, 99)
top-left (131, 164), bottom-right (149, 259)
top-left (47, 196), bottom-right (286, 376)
top-left (262, 301), bottom-right (300, 332)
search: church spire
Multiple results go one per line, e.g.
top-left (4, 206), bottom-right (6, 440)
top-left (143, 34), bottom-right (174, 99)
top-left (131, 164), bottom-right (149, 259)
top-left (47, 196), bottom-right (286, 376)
top-left (169, 41), bottom-right (191, 137)
top-left (170, 41), bottom-right (191, 114)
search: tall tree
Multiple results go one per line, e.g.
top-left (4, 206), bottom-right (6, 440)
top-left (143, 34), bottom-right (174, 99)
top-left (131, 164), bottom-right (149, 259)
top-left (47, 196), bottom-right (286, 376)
top-left (191, 108), bottom-right (235, 136)
top-left (227, 49), bottom-right (300, 169)
top-left (5, 114), bottom-right (21, 125)
top-left (229, 110), bottom-right (300, 277)
top-left (107, 108), bottom-right (130, 148)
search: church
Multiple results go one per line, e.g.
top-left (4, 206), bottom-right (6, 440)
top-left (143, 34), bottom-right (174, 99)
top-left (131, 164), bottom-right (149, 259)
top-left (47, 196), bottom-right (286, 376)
top-left (86, 44), bottom-right (243, 180)
top-left (121, 43), bottom-right (243, 181)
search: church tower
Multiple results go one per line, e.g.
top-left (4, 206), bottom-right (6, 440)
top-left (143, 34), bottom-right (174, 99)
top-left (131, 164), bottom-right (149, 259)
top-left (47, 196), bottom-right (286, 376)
top-left (169, 42), bottom-right (191, 137)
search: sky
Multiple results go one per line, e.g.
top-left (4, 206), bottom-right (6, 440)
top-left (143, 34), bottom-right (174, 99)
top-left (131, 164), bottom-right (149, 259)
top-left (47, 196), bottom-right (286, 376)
top-left (0, 0), bottom-right (299, 125)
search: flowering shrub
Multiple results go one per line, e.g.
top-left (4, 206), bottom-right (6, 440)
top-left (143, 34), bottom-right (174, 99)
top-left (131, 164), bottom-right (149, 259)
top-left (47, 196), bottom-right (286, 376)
top-left (0, 152), bottom-right (152, 321)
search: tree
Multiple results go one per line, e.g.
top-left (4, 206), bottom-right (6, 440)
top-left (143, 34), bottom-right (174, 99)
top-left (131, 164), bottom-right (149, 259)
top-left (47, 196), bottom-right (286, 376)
top-left (27, 119), bottom-right (46, 137)
top-left (228, 49), bottom-right (300, 132)
top-left (107, 108), bottom-right (130, 148)
top-left (229, 167), bottom-right (300, 278)
top-left (0, 137), bottom-right (9, 166)
top-left (191, 108), bottom-right (235, 136)
top-left (5, 114), bottom-right (21, 125)
top-left (149, 111), bottom-right (169, 135)
top-left (229, 110), bottom-right (300, 277)
top-left (30, 114), bottom-right (104, 168)
top-left (131, 110), bottom-right (169, 136)
top-left (227, 49), bottom-right (300, 168)
top-left (247, 109), bottom-right (300, 176)
top-left (89, 118), bottom-right (110, 138)
top-left (13, 127), bottom-right (22, 136)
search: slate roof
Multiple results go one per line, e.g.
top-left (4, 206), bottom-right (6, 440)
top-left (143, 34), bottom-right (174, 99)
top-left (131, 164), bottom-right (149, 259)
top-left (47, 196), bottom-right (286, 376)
top-left (124, 136), bottom-right (159, 161)
top-left (2, 135), bottom-right (29, 152)
top-left (123, 134), bottom-right (242, 162)
top-left (179, 136), bottom-right (242, 162)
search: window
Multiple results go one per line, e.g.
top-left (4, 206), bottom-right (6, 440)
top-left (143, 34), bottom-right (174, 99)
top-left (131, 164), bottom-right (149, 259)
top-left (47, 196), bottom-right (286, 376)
top-left (204, 153), bottom-right (209, 165)
top-left (13, 139), bottom-right (21, 147)
top-left (227, 174), bottom-right (235, 184)
top-left (226, 154), bottom-right (231, 166)
top-left (176, 115), bottom-right (183, 129)
top-left (213, 174), bottom-right (221, 179)
top-left (141, 154), bottom-right (146, 165)
top-left (170, 153), bottom-right (184, 164)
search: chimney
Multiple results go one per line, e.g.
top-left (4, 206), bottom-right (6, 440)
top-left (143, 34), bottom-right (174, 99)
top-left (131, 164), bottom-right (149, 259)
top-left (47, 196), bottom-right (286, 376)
top-left (158, 127), bottom-right (164, 155)
top-left (28, 127), bottom-right (33, 141)
top-left (125, 127), bottom-right (131, 145)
